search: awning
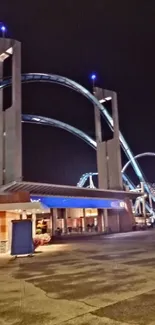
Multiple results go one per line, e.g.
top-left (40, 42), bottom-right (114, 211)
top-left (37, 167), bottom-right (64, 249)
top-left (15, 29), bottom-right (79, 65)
top-left (0, 181), bottom-right (142, 200)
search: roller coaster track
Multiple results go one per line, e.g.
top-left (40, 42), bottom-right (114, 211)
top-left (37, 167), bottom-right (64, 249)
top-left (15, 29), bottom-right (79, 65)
top-left (22, 114), bottom-right (153, 213)
top-left (0, 73), bottom-right (153, 201)
top-left (22, 113), bottom-right (133, 187)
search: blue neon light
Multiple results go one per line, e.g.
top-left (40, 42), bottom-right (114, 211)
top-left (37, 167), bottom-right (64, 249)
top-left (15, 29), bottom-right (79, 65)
top-left (91, 74), bottom-right (96, 80)
top-left (1, 25), bottom-right (6, 32)
top-left (30, 196), bottom-right (124, 209)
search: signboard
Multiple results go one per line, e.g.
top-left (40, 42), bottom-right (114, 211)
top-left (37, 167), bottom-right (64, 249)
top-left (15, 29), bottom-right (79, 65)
top-left (85, 209), bottom-right (98, 217)
top-left (30, 196), bottom-right (124, 209)
top-left (11, 220), bottom-right (34, 256)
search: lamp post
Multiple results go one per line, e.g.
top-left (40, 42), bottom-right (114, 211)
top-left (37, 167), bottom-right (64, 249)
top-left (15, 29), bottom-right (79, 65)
top-left (0, 24), bottom-right (6, 38)
top-left (91, 73), bottom-right (97, 92)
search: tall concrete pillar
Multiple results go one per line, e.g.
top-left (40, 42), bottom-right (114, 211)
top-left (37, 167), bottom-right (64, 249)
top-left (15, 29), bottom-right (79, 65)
top-left (103, 209), bottom-right (108, 231)
top-left (82, 209), bottom-right (86, 232)
top-left (107, 138), bottom-right (122, 189)
top-left (0, 61), bottom-right (3, 185)
top-left (111, 92), bottom-right (123, 189)
top-left (100, 210), bottom-right (104, 232)
top-left (94, 88), bottom-right (108, 189)
top-left (4, 41), bottom-right (22, 184)
top-left (51, 208), bottom-right (57, 236)
top-left (49, 214), bottom-right (52, 236)
top-left (32, 213), bottom-right (36, 237)
top-left (98, 209), bottom-right (105, 232)
top-left (94, 87), bottom-right (123, 190)
top-left (0, 38), bottom-right (22, 185)
top-left (96, 141), bottom-right (108, 189)
top-left (63, 208), bottom-right (68, 233)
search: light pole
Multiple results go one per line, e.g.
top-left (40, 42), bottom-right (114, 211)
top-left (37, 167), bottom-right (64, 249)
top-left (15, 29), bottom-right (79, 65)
top-left (91, 73), bottom-right (97, 93)
top-left (0, 24), bottom-right (6, 38)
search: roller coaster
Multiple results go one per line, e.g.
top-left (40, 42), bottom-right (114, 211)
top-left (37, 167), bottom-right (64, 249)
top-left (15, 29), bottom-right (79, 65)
top-left (0, 73), bottom-right (155, 214)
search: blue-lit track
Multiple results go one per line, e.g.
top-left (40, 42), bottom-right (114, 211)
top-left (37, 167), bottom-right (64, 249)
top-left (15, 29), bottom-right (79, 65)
top-left (122, 152), bottom-right (155, 173)
top-left (23, 115), bottom-right (152, 213)
top-left (78, 152), bottom-right (155, 188)
top-left (0, 73), bottom-right (152, 200)
top-left (22, 114), bottom-right (97, 149)
top-left (22, 114), bottom-right (133, 190)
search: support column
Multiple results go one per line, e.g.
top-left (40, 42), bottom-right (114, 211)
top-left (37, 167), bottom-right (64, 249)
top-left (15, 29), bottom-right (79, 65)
top-left (22, 211), bottom-right (27, 219)
top-left (64, 208), bottom-right (68, 233)
top-left (111, 92), bottom-right (123, 189)
top-left (100, 210), bottom-right (104, 232)
top-left (82, 209), bottom-right (86, 232)
top-left (49, 214), bottom-right (52, 236)
top-left (94, 104), bottom-right (102, 143)
top-left (141, 182), bottom-right (146, 218)
top-left (0, 38), bottom-right (22, 185)
top-left (149, 194), bottom-right (153, 211)
top-left (32, 213), bottom-right (36, 237)
top-left (0, 211), bottom-right (7, 253)
top-left (107, 139), bottom-right (122, 189)
top-left (94, 88), bottom-right (108, 189)
top-left (116, 212), bottom-right (120, 232)
top-left (4, 40), bottom-right (22, 184)
top-left (103, 209), bottom-right (108, 232)
top-left (94, 87), bottom-right (123, 190)
top-left (51, 208), bottom-right (57, 236)
top-left (0, 61), bottom-right (3, 185)
top-left (61, 218), bottom-right (65, 233)
top-left (96, 142), bottom-right (108, 189)
top-left (98, 209), bottom-right (105, 232)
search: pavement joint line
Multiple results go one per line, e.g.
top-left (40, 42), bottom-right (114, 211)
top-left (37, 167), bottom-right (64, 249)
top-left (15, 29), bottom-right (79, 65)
top-left (58, 310), bottom-right (97, 325)
top-left (20, 278), bottom-right (155, 324)
top-left (57, 286), bottom-right (155, 325)
top-left (57, 307), bottom-right (132, 325)
top-left (46, 293), bottom-right (97, 309)
top-left (90, 286), bottom-right (155, 314)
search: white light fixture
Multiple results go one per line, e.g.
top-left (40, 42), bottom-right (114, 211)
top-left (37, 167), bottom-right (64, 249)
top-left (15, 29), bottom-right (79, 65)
top-left (6, 47), bottom-right (13, 55)
top-left (100, 96), bottom-right (112, 104)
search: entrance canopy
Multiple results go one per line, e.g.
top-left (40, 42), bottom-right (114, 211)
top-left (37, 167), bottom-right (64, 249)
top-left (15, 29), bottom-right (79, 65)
top-left (0, 181), bottom-right (141, 199)
top-left (0, 181), bottom-right (142, 209)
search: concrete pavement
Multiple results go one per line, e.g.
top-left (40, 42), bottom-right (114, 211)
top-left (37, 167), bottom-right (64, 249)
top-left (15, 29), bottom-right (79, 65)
top-left (1, 230), bottom-right (155, 324)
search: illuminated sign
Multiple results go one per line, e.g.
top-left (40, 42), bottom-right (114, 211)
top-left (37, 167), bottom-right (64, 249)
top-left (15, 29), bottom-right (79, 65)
top-left (30, 198), bottom-right (41, 203)
top-left (30, 196), bottom-right (124, 209)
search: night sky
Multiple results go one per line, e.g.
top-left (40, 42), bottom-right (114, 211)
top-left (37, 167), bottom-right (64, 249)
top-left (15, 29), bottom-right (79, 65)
top-left (1, 1), bottom-right (155, 186)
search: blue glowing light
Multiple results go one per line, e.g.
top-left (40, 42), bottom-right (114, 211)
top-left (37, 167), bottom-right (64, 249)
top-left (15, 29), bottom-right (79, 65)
top-left (0, 25), bottom-right (6, 32)
top-left (30, 196), bottom-right (124, 209)
top-left (91, 74), bottom-right (96, 81)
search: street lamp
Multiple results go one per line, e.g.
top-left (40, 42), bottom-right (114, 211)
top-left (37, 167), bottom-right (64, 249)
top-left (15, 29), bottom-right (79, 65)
top-left (90, 73), bottom-right (97, 89)
top-left (0, 24), bottom-right (6, 38)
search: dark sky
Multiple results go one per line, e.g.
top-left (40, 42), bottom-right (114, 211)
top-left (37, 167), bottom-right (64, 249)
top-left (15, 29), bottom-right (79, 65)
top-left (1, 1), bottom-right (155, 186)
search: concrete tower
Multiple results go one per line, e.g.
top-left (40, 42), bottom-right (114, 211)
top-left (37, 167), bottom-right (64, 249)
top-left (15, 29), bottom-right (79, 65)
top-left (0, 38), bottom-right (22, 185)
top-left (94, 87), bottom-right (123, 190)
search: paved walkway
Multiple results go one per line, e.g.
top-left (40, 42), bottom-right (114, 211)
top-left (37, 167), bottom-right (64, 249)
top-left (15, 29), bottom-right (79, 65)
top-left (1, 230), bottom-right (155, 324)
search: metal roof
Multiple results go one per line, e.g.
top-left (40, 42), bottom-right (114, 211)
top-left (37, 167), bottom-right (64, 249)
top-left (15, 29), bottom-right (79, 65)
top-left (0, 181), bottom-right (141, 200)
